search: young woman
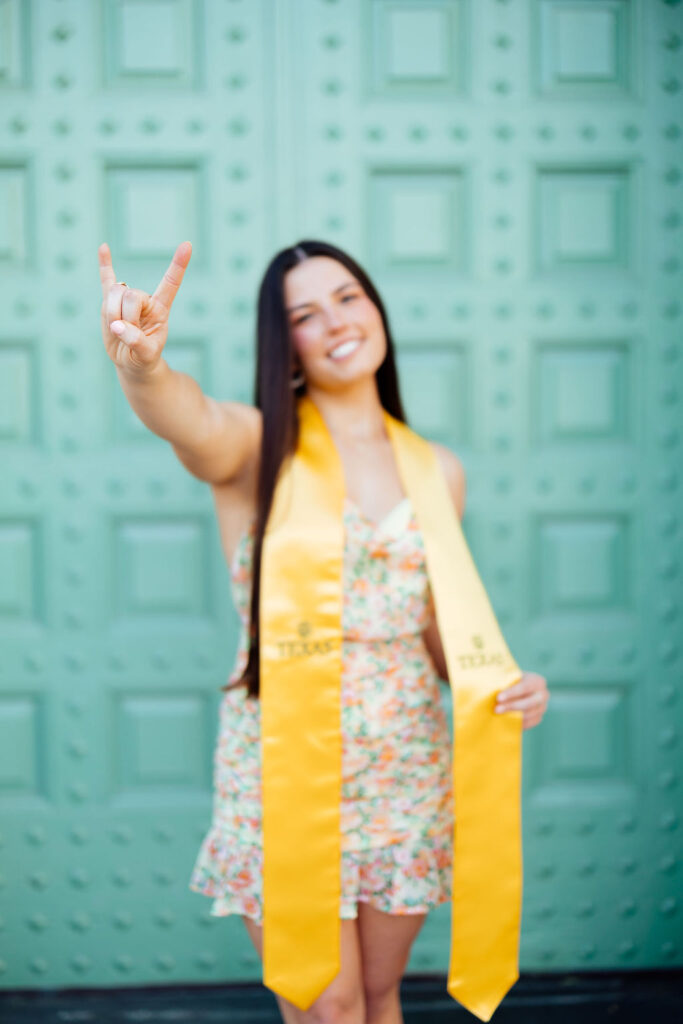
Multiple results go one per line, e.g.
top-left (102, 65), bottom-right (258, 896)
top-left (99, 238), bottom-right (549, 1024)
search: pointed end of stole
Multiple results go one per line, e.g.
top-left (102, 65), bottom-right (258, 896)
top-left (446, 969), bottom-right (520, 1021)
top-left (264, 961), bottom-right (342, 1012)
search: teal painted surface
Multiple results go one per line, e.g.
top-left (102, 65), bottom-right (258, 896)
top-left (0, 0), bottom-right (681, 992)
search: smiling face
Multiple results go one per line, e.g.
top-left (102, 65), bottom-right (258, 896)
top-left (284, 256), bottom-right (387, 393)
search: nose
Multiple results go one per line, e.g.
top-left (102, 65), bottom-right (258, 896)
top-left (325, 305), bottom-right (347, 331)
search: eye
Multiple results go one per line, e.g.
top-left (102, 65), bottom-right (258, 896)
top-left (293, 293), bottom-right (358, 325)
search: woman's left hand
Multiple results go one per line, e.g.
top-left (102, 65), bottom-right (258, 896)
top-left (495, 671), bottom-right (549, 730)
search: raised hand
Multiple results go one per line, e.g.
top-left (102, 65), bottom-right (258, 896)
top-left (99, 241), bottom-right (192, 375)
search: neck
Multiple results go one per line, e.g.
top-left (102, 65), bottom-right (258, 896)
top-left (303, 377), bottom-right (388, 444)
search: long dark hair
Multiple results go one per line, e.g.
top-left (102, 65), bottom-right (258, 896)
top-left (221, 239), bottom-right (408, 700)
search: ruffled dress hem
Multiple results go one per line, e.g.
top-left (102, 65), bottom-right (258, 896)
top-left (189, 824), bottom-right (453, 925)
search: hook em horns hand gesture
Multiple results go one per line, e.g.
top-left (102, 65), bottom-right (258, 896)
top-left (98, 241), bottom-right (192, 376)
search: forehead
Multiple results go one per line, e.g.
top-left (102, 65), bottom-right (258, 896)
top-left (284, 256), bottom-right (359, 308)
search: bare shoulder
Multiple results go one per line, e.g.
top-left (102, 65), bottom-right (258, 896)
top-left (428, 440), bottom-right (467, 521)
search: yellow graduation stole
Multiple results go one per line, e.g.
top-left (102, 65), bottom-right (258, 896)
top-left (260, 393), bottom-right (524, 1022)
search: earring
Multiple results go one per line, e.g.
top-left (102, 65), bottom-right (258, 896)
top-left (290, 370), bottom-right (305, 389)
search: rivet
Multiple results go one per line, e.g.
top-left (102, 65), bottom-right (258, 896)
top-left (68, 782), bottom-right (88, 802)
top-left (112, 911), bottom-right (134, 930)
top-left (156, 953), bottom-right (175, 971)
top-left (196, 951), bottom-right (219, 969)
top-left (226, 25), bottom-right (247, 43)
top-left (51, 23), bottom-right (72, 42)
top-left (659, 897), bottom-right (678, 916)
top-left (112, 868), bottom-right (133, 887)
top-left (69, 868), bottom-right (90, 889)
top-left (140, 117), bottom-right (162, 134)
top-left (658, 727), bottom-right (677, 749)
top-left (69, 825), bottom-right (90, 845)
top-left (659, 811), bottom-right (679, 831)
top-left (28, 871), bottom-right (49, 891)
top-left (658, 769), bottom-right (677, 789)
top-left (25, 826), bottom-right (47, 846)
top-left (68, 912), bottom-right (90, 933)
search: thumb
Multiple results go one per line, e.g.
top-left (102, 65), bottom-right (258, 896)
top-left (109, 318), bottom-right (160, 368)
top-left (110, 319), bottom-right (149, 354)
top-left (110, 319), bottom-right (142, 344)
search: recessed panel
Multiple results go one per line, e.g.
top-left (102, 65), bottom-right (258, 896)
top-left (532, 340), bottom-right (633, 444)
top-left (367, 0), bottom-right (466, 97)
top-left (534, 165), bottom-right (632, 274)
top-left (0, 0), bottom-right (31, 88)
top-left (368, 166), bottom-right (468, 275)
top-left (530, 685), bottom-right (636, 801)
top-left (0, 694), bottom-right (46, 799)
top-left (533, 514), bottom-right (632, 615)
top-left (0, 342), bottom-right (39, 442)
top-left (0, 519), bottom-right (43, 624)
top-left (534, 0), bottom-right (634, 97)
top-left (104, 160), bottom-right (206, 262)
top-left (102, 0), bottom-right (203, 88)
top-left (0, 163), bottom-right (31, 268)
top-left (111, 516), bottom-right (211, 620)
top-left (111, 691), bottom-right (209, 796)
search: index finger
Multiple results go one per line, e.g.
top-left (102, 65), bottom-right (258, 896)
top-left (98, 242), bottom-right (117, 298)
top-left (152, 241), bottom-right (193, 310)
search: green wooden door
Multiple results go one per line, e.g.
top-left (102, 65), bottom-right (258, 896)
top-left (1, 0), bottom-right (680, 992)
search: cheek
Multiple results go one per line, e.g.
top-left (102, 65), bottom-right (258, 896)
top-left (290, 326), bottom-right (323, 362)
top-left (360, 299), bottom-right (385, 342)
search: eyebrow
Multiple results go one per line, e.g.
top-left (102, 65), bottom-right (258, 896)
top-left (287, 280), bottom-right (359, 314)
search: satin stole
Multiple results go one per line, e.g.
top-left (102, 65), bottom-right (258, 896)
top-left (259, 393), bottom-right (523, 1022)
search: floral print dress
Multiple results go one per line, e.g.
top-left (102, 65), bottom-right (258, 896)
top-left (188, 495), bottom-right (454, 923)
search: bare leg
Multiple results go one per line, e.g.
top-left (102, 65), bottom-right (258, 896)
top-left (356, 902), bottom-right (427, 1024)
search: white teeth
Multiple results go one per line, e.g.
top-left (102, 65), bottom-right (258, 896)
top-left (329, 339), bottom-right (360, 360)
